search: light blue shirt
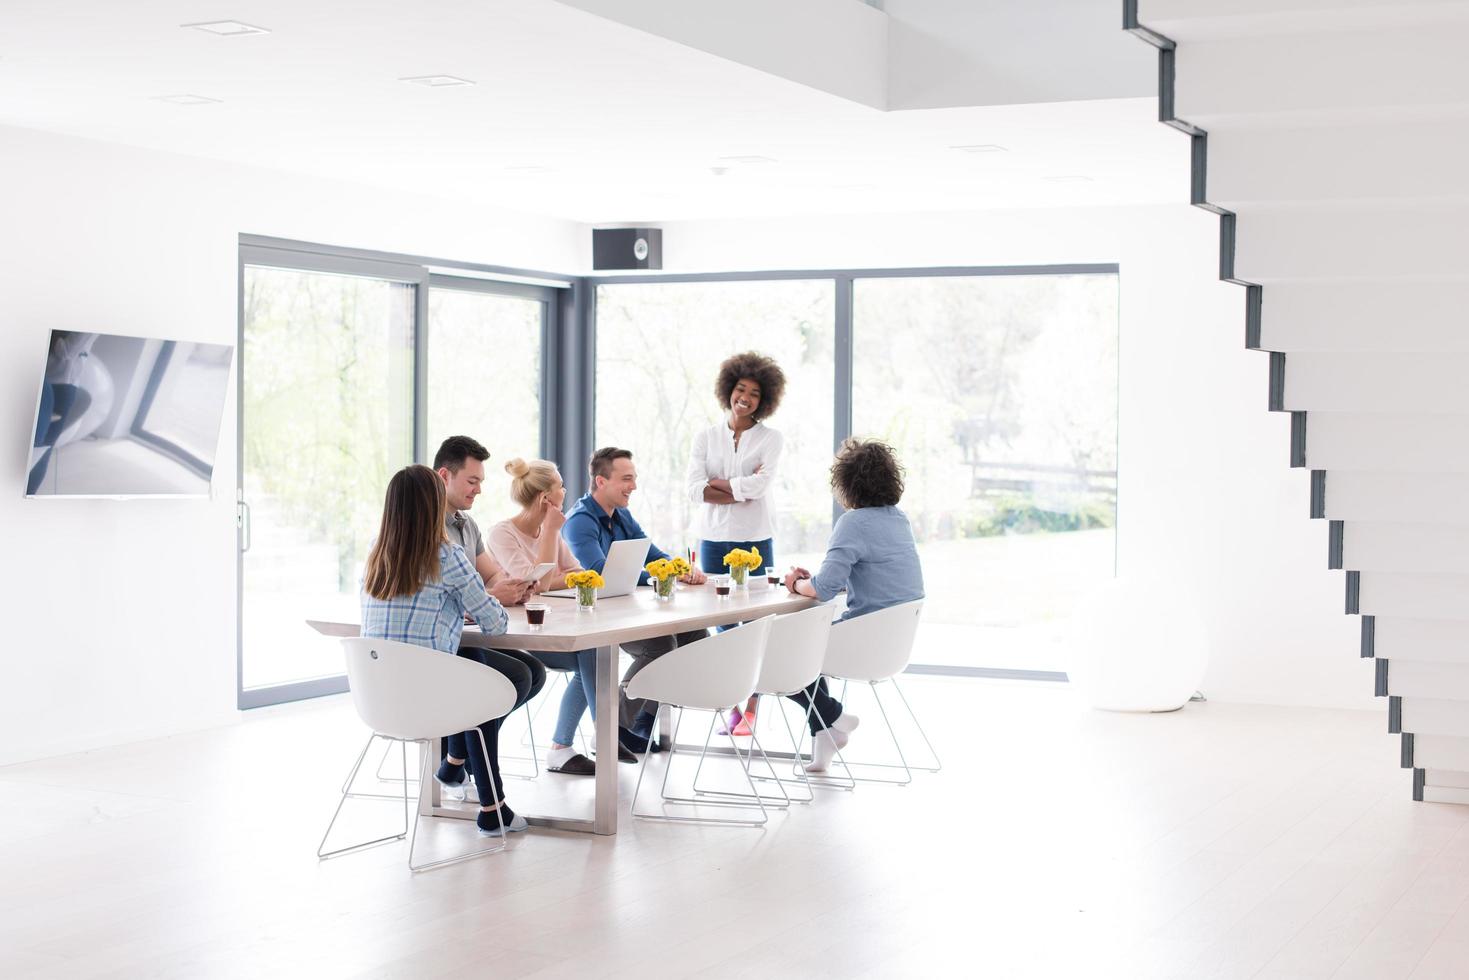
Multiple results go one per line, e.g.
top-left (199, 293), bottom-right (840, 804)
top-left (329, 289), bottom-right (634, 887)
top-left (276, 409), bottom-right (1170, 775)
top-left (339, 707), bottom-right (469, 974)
top-left (810, 506), bottom-right (924, 622)
top-left (361, 543), bottom-right (508, 654)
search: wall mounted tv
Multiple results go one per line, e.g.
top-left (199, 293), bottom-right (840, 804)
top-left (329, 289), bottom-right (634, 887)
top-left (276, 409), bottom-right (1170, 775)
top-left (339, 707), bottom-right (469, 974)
top-left (25, 330), bottom-right (233, 498)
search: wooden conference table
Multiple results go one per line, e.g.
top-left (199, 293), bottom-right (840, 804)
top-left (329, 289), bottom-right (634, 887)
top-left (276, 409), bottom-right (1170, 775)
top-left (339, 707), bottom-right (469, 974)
top-left (315, 581), bottom-right (814, 836)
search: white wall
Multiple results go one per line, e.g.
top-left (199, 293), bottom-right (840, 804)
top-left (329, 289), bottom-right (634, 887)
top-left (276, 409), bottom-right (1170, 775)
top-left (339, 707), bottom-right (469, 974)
top-left (0, 126), bottom-right (581, 766)
top-left (884, 0), bottom-right (1155, 109)
top-left (652, 203), bottom-right (1370, 710)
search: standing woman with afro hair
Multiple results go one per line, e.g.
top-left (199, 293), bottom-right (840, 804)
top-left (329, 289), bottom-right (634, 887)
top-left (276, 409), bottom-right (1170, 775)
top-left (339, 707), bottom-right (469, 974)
top-left (684, 350), bottom-right (787, 736)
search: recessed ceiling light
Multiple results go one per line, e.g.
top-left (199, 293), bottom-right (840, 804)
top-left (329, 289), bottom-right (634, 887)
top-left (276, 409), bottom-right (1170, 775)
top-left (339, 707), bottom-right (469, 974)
top-left (1044, 175), bottom-right (1093, 183)
top-left (153, 94), bottom-right (222, 105)
top-left (950, 144), bottom-right (1008, 153)
top-left (399, 75), bottom-right (475, 87)
top-left (182, 21), bottom-right (270, 36)
top-left (719, 155), bottom-right (777, 165)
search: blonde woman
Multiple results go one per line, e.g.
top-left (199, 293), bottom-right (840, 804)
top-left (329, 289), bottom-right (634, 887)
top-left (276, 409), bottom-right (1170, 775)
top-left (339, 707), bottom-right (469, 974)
top-left (489, 458), bottom-right (633, 774)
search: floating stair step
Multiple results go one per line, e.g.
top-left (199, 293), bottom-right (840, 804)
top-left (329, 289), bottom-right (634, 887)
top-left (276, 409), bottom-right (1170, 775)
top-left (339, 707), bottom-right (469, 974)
top-left (1322, 473), bottom-right (1469, 526)
top-left (1139, 0), bottom-right (1469, 44)
top-left (1372, 617), bottom-right (1469, 664)
top-left (1282, 353), bottom-right (1469, 414)
top-left (1403, 734), bottom-right (1469, 772)
top-left (1422, 769), bottom-right (1469, 804)
top-left (1234, 203), bottom-right (1469, 282)
top-left (1209, 121), bottom-right (1469, 209)
top-left (1341, 523), bottom-right (1469, 574)
top-left (1360, 573), bottom-right (1469, 620)
top-left (1384, 660), bottom-right (1469, 701)
top-left (1257, 282), bottom-right (1469, 353)
top-left (1174, 24), bottom-right (1469, 127)
top-left (1399, 696), bottom-right (1469, 738)
top-left (1305, 414), bottom-right (1469, 473)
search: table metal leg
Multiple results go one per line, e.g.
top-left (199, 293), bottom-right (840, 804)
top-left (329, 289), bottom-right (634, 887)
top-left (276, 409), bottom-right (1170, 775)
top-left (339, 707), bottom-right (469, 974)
top-left (594, 643), bottom-right (619, 835)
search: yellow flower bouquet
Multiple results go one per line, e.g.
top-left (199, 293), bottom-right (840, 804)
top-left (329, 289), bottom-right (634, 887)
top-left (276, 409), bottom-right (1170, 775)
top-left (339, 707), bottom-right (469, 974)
top-left (722, 546), bottom-right (762, 587)
top-left (646, 556), bottom-right (691, 601)
top-left (565, 569), bottom-right (605, 609)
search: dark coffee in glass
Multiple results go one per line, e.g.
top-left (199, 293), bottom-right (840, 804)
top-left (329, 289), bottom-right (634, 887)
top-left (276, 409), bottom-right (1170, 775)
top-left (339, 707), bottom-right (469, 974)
top-left (526, 605), bottom-right (547, 626)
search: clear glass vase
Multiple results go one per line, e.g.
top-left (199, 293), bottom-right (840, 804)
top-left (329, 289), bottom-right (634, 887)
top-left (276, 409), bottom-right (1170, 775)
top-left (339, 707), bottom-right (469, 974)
top-left (728, 565), bottom-right (747, 589)
top-left (654, 576), bottom-right (676, 601)
top-left (576, 585), bottom-right (597, 610)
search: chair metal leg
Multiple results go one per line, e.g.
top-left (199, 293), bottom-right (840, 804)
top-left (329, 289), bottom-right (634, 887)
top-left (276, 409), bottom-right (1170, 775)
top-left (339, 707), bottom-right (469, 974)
top-left (890, 676), bottom-right (942, 772)
top-left (690, 709), bottom-right (794, 807)
top-left (318, 733), bottom-right (409, 860)
top-left (409, 731), bottom-right (509, 872)
top-left (494, 701), bottom-right (541, 781)
top-left (631, 704), bottom-right (769, 827)
top-left (818, 680), bottom-right (915, 786)
top-left (794, 694), bottom-right (859, 790)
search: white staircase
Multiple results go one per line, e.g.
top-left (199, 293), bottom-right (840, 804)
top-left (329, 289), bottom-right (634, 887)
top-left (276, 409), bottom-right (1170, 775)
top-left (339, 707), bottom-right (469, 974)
top-left (1127, 0), bottom-right (1469, 803)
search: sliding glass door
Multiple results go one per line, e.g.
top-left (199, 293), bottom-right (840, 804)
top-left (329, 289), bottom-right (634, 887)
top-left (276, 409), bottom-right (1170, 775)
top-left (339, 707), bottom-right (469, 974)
top-left (236, 244), bottom-right (558, 709)
top-left (238, 254), bottom-right (420, 707)
top-left (851, 273), bottom-right (1119, 673)
top-left (425, 279), bottom-right (547, 526)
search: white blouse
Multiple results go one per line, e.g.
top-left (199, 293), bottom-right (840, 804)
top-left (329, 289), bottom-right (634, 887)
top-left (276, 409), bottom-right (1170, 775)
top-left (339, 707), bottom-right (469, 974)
top-left (684, 420), bottom-right (783, 542)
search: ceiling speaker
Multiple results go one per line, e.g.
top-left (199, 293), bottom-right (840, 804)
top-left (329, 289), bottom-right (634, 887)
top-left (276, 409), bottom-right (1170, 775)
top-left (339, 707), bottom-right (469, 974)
top-left (593, 228), bottom-right (662, 271)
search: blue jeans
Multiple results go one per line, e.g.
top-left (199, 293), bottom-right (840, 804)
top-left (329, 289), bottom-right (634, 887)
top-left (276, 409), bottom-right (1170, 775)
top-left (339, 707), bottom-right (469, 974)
top-left (699, 538), bottom-right (774, 633)
top-left (534, 649), bottom-right (597, 747)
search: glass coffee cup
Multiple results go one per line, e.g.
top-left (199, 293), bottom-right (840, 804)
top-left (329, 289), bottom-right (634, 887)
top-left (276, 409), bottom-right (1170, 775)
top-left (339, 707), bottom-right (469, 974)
top-left (714, 576), bottom-right (732, 598)
top-left (525, 602), bottom-right (548, 629)
top-left (765, 566), bottom-right (780, 587)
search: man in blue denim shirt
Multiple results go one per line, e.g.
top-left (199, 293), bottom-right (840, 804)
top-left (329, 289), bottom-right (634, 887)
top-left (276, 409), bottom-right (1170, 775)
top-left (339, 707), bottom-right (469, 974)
top-left (563, 447), bottom-right (708, 746)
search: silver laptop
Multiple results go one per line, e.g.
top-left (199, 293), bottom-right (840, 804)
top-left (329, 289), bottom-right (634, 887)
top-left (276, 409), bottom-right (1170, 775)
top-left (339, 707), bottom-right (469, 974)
top-left (541, 537), bottom-right (650, 598)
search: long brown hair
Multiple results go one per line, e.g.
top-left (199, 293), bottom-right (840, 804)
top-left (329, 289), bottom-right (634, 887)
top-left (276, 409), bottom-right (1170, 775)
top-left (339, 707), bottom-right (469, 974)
top-left (363, 465), bottom-right (448, 600)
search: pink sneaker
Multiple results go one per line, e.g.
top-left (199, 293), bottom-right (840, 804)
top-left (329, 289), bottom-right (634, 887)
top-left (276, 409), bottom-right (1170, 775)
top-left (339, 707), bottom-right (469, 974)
top-left (732, 709), bottom-right (757, 737)
top-left (716, 707), bottom-right (743, 735)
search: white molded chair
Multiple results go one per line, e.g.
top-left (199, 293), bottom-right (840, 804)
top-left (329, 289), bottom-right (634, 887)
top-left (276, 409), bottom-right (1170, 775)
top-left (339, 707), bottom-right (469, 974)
top-left (625, 616), bottom-right (774, 826)
top-left (694, 602), bottom-right (837, 805)
top-left (817, 599), bottom-right (937, 786)
top-left (318, 637), bottom-right (519, 872)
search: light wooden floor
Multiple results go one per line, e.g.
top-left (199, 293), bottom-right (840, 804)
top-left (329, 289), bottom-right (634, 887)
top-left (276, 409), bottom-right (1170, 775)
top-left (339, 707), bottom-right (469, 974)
top-left (2, 677), bottom-right (1467, 979)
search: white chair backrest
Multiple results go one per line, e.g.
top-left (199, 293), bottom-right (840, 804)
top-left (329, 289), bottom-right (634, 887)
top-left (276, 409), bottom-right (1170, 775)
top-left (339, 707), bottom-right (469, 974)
top-left (625, 616), bottom-right (774, 711)
top-left (756, 603), bottom-right (837, 696)
top-left (340, 637), bottom-right (518, 742)
top-left (822, 599), bottom-right (924, 682)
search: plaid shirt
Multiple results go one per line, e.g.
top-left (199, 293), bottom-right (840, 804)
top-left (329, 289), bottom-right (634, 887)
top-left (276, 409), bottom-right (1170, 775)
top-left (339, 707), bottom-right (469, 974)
top-left (361, 543), bottom-right (508, 654)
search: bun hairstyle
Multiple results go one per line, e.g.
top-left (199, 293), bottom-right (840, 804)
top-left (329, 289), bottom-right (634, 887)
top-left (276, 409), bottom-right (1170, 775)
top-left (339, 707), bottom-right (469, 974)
top-left (505, 457), bottom-right (562, 508)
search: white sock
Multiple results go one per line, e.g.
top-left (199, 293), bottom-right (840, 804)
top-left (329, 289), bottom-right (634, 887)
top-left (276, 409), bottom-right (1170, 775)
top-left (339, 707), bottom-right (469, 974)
top-left (547, 745), bottom-right (576, 769)
top-left (807, 730), bottom-right (839, 773)
top-left (833, 712), bottom-right (859, 735)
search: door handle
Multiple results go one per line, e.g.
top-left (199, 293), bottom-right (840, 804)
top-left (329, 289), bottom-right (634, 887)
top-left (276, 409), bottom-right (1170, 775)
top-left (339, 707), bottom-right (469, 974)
top-left (238, 499), bottom-right (252, 553)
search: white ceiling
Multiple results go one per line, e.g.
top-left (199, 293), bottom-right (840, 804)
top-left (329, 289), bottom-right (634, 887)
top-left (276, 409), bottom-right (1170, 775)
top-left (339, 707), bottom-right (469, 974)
top-left (0, 0), bottom-right (1186, 223)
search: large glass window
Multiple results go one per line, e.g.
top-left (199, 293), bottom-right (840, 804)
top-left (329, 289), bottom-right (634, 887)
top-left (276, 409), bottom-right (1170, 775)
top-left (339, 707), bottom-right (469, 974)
top-left (595, 280), bottom-right (835, 569)
top-left (852, 274), bottom-right (1119, 672)
top-left (240, 265), bottom-right (415, 696)
top-left (425, 283), bottom-right (544, 525)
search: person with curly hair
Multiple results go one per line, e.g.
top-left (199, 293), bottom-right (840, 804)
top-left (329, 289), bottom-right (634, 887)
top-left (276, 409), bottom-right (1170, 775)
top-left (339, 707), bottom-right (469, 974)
top-left (784, 438), bottom-right (926, 772)
top-left (685, 351), bottom-right (787, 736)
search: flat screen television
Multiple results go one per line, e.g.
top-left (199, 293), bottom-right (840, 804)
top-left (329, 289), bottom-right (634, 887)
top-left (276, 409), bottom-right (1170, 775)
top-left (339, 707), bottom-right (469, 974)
top-left (25, 330), bottom-right (234, 498)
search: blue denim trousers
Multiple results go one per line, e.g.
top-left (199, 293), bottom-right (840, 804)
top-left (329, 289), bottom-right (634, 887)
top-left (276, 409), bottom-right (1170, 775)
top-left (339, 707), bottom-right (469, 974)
top-left (533, 649), bottom-right (598, 746)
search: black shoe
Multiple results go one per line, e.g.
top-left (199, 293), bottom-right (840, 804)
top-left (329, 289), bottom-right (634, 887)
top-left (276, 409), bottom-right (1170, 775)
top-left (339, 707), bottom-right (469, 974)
top-left (616, 743), bottom-right (637, 764)
top-left (548, 752), bottom-right (596, 775)
top-left (617, 726), bottom-right (650, 756)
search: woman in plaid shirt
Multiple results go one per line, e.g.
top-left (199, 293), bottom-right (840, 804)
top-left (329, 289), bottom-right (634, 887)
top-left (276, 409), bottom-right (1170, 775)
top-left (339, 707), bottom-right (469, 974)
top-left (361, 464), bottom-right (531, 836)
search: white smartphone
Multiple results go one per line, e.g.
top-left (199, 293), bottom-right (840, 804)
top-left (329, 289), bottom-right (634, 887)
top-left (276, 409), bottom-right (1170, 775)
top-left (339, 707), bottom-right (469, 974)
top-left (522, 562), bottom-right (556, 584)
